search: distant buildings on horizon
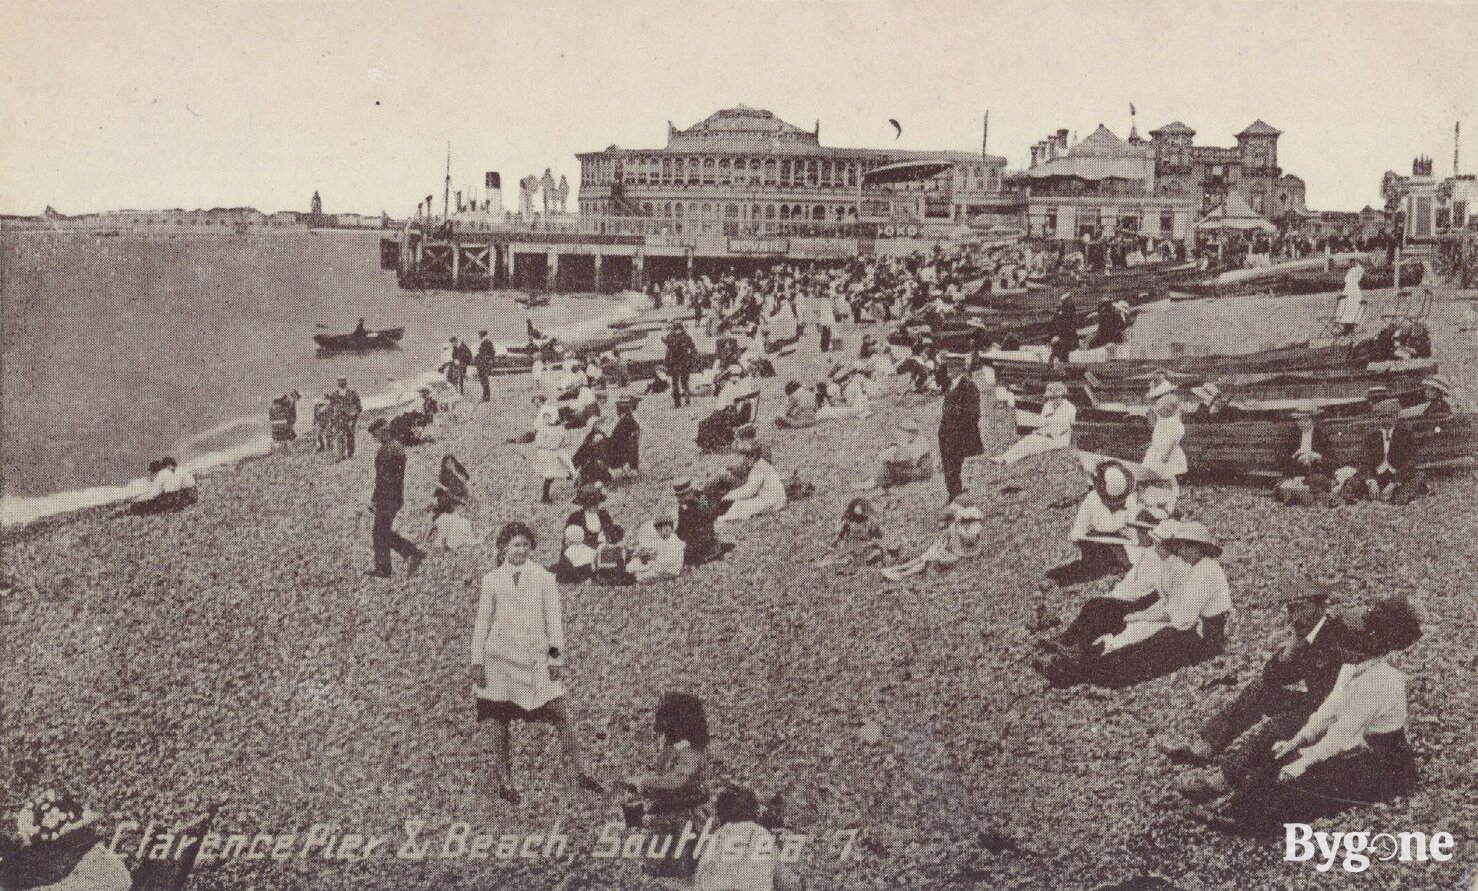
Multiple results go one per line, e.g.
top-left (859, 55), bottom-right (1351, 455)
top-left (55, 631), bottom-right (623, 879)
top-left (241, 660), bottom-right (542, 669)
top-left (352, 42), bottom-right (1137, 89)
top-left (0, 193), bottom-right (397, 233)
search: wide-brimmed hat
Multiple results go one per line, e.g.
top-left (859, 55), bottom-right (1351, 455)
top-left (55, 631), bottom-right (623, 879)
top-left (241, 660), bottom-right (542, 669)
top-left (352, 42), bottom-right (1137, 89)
top-left (1190, 382), bottom-right (1221, 404)
top-left (1094, 460), bottom-right (1134, 500)
top-left (15, 790), bottom-right (97, 845)
top-left (1272, 579), bottom-right (1343, 605)
top-left (1044, 382), bottom-right (1070, 399)
top-left (573, 483), bottom-right (606, 506)
top-left (672, 477), bottom-right (695, 496)
top-left (1126, 505), bottom-right (1172, 530)
top-left (1160, 520), bottom-right (1222, 557)
top-left (1422, 375), bottom-right (1453, 395)
top-left (845, 496), bottom-right (877, 521)
top-left (1360, 594), bottom-right (1422, 654)
top-left (1374, 399), bottom-right (1402, 418)
top-left (1146, 380), bottom-right (1178, 401)
top-left (948, 495), bottom-right (985, 523)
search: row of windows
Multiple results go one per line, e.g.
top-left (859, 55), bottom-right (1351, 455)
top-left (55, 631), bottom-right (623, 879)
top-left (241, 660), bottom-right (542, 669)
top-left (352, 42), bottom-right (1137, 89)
top-left (582, 156), bottom-right (999, 192)
top-left (581, 200), bottom-right (859, 222)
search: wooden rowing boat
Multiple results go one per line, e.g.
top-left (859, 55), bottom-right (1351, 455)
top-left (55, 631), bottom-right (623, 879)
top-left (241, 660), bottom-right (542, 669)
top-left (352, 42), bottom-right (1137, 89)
top-left (1070, 410), bottom-right (1478, 477)
top-left (313, 326), bottom-right (405, 353)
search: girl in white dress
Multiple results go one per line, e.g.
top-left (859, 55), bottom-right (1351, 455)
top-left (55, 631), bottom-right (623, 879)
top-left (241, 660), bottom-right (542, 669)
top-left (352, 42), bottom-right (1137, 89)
top-left (1142, 382), bottom-right (1189, 501)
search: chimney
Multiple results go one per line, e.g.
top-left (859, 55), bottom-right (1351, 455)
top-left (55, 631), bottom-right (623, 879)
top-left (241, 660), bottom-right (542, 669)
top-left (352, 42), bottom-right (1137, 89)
top-left (485, 171), bottom-right (503, 213)
top-left (1056, 129), bottom-right (1069, 152)
top-left (1030, 144), bottom-right (1041, 166)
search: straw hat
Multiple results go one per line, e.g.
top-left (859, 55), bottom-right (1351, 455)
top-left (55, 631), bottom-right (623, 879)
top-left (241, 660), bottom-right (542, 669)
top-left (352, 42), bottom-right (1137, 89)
top-left (1422, 375), bottom-right (1453, 396)
top-left (1360, 594), bottom-right (1422, 654)
top-left (1160, 520), bottom-right (1222, 557)
top-left (1044, 381), bottom-right (1070, 400)
top-left (1146, 380), bottom-right (1178, 401)
top-left (1094, 460), bottom-right (1134, 500)
top-left (1271, 578), bottom-right (1344, 605)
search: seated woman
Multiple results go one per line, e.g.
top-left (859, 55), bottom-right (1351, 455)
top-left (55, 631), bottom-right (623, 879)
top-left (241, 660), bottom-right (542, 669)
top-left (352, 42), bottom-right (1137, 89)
top-left (1275, 406), bottom-right (1336, 506)
top-left (773, 380), bottom-right (818, 429)
top-left (1034, 505), bottom-right (1172, 661)
top-left (564, 483), bottom-right (620, 548)
top-left (695, 786), bottom-right (803, 891)
top-left (551, 524), bottom-right (597, 584)
top-left (1198, 595), bottom-right (1421, 834)
top-left (990, 381), bottom-right (1076, 466)
top-left (816, 365), bottom-right (872, 421)
top-left (1045, 460), bottom-right (1138, 586)
top-left (714, 445), bottom-right (787, 533)
top-left (881, 495), bottom-right (988, 581)
top-left (1083, 520), bottom-right (1231, 687)
top-left (607, 396), bottom-right (641, 477)
top-left (622, 692), bottom-right (712, 878)
top-left (572, 425), bottom-right (614, 489)
top-left (627, 516), bottom-right (686, 582)
top-left (1, 790), bottom-right (131, 891)
top-left (427, 455), bottom-right (478, 550)
top-left (675, 479), bottom-right (730, 568)
top-left (128, 457), bottom-right (198, 514)
top-left (854, 418), bottom-right (933, 490)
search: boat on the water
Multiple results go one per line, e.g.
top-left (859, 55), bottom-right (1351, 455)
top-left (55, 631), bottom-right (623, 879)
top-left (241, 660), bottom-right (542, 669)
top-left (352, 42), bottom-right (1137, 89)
top-left (313, 326), bottom-right (405, 353)
top-left (515, 294), bottom-right (552, 308)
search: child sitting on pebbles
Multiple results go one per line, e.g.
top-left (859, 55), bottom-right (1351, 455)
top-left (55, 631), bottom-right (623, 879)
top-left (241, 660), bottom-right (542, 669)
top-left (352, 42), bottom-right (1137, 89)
top-left (881, 495), bottom-right (987, 580)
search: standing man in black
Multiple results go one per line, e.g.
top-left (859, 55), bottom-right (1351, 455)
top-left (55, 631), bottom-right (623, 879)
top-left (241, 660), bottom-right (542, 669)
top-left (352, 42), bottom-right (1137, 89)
top-left (474, 329), bottom-right (497, 402)
top-left (367, 418), bottom-right (425, 578)
top-left (663, 321), bottom-right (697, 408)
top-left (937, 356), bottom-right (984, 503)
top-left (332, 377), bottom-right (363, 460)
top-left (452, 337), bottom-right (474, 397)
top-left (1049, 292), bottom-right (1078, 365)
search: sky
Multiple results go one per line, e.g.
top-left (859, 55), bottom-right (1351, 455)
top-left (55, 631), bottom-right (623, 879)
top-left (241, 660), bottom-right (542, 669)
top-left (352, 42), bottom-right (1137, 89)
top-left (1, 0), bottom-right (1474, 216)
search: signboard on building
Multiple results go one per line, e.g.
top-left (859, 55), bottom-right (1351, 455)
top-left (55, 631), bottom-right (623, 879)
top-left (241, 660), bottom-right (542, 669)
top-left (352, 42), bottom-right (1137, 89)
top-left (729, 237), bottom-right (790, 254)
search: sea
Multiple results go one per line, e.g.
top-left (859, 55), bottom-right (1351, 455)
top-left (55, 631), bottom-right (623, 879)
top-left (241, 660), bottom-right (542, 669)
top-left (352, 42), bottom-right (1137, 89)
top-left (0, 229), bottom-right (637, 527)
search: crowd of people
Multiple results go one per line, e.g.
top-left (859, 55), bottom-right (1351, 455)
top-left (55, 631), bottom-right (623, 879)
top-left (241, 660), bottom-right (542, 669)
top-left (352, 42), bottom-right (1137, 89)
top-left (46, 235), bottom-right (1458, 891)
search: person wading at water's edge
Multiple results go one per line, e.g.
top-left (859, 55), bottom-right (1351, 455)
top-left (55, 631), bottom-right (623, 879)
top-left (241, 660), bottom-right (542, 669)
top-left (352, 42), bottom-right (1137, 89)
top-left (367, 418), bottom-right (425, 578)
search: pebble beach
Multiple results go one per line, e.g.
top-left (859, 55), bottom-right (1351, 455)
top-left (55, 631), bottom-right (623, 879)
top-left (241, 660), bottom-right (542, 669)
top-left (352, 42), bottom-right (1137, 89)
top-left (2, 288), bottom-right (1476, 890)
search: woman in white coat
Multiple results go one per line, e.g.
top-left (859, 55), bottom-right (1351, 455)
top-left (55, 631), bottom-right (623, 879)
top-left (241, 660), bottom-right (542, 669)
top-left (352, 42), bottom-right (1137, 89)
top-left (471, 522), bottom-right (603, 804)
top-left (991, 381), bottom-right (1077, 465)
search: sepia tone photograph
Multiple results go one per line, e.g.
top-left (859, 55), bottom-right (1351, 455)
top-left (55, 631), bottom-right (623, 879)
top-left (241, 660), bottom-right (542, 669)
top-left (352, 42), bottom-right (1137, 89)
top-left (1, 1), bottom-right (1475, 888)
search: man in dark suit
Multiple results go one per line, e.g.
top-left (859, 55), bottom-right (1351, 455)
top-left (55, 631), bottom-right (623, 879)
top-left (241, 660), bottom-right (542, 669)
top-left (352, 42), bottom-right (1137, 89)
top-left (663, 322), bottom-right (698, 408)
top-left (474, 330), bottom-right (497, 402)
top-left (1359, 399), bottom-right (1418, 503)
top-left (368, 418), bottom-right (425, 578)
top-left (937, 356), bottom-right (984, 503)
top-left (1049, 292), bottom-right (1078, 364)
top-left (1276, 406), bottom-right (1335, 504)
top-left (1160, 581), bottom-right (1358, 800)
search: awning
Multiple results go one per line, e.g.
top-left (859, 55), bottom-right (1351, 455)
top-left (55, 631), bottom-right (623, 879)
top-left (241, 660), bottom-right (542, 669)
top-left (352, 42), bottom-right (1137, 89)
top-left (862, 160), bottom-right (954, 185)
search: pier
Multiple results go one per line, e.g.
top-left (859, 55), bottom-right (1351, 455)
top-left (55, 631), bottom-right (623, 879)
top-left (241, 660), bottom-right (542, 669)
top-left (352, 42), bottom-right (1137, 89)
top-left (383, 215), bottom-right (987, 292)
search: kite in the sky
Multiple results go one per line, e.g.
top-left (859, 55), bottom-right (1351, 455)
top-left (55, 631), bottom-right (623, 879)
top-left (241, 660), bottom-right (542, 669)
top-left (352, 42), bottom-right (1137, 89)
top-left (888, 119), bottom-right (902, 140)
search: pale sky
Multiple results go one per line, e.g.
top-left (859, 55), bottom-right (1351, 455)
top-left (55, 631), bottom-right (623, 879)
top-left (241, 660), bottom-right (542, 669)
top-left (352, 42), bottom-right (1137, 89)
top-left (1, 0), bottom-right (1474, 216)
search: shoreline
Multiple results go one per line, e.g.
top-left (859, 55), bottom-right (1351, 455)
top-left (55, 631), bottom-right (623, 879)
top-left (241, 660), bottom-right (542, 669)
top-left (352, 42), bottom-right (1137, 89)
top-left (0, 296), bottom-right (640, 529)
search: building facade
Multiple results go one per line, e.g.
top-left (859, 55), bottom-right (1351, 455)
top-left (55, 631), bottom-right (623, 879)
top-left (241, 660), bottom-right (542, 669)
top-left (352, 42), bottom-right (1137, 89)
top-left (1022, 119), bottom-right (1310, 241)
top-left (575, 106), bottom-right (1011, 233)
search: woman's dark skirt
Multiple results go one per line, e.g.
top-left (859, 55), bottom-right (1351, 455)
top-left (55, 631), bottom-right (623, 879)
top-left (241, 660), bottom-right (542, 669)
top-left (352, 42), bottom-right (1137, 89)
top-left (475, 697), bottom-right (562, 724)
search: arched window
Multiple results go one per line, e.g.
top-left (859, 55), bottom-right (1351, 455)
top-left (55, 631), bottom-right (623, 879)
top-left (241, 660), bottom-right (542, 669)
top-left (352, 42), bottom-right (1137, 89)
top-left (766, 205), bottom-right (776, 220)
top-left (780, 160), bottom-right (791, 184)
top-left (642, 202), bottom-right (653, 215)
top-left (702, 158), bottom-right (715, 184)
top-left (719, 158), bottom-right (731, 184)
top-left (779, 205), bottom-right (790, 221)
top-left (726, 204), bottom-right (739, 220)
top-left (813, 204), bottom-right (826, 221)
top-left (764, 158), bottom-right (777, 185)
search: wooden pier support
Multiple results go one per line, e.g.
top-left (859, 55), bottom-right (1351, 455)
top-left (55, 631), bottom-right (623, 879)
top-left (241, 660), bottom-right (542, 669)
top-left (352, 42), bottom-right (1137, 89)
top-left (593, 253), bottom-right (603, 292)
top-left (633, 253), bottom-right (645, 291)
top-left (546, 251), bottom-right (559, 291)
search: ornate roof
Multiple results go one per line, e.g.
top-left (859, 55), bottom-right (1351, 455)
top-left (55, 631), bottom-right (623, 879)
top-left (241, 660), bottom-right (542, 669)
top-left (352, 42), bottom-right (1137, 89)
top-left (1148, 121), bottom-right (1196, 137)
top-left (667, 106), bottom-right (819, 150)
top-left (1070, 124), bottom-right (1137, 158)
top-left (1237, 120), bottom-right (1282, 138)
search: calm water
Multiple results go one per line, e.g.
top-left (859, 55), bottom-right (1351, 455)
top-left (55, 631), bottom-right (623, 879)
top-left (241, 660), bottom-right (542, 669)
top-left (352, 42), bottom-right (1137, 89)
top-left (0, 230), bottom-right (632, 520)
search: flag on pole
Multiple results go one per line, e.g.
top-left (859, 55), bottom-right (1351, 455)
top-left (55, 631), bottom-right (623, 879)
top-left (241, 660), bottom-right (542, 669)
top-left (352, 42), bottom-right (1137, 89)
top-left (1130, 103), bottom-right (1136, 117)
